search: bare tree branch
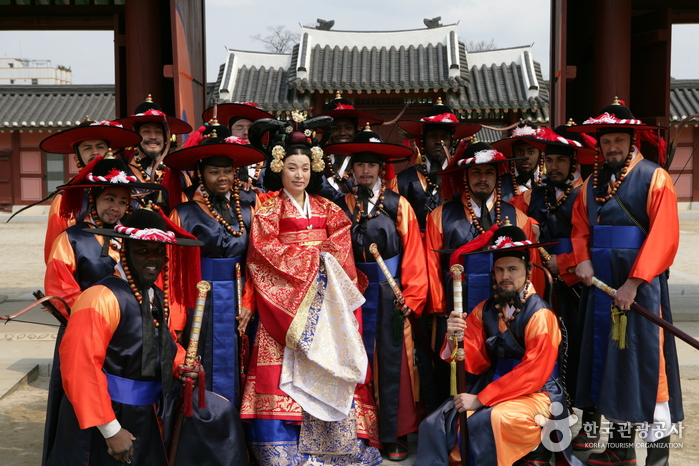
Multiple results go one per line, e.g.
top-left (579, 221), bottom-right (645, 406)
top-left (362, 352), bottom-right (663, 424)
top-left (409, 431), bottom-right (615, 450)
top-left (250, 25), bottom-right (297, 54)
top-left (465, 39), bottom-right (497, 52)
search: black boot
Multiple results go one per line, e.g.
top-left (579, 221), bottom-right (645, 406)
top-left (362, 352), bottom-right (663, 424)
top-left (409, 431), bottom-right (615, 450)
top-left (586, 422), bottom-right (636, 465)
top-left (515, 443), bottom-right (552, 465)
top-left (573, 411), bottom-right (602, 451)
top-left (644, 435), bottom-right (670, 466)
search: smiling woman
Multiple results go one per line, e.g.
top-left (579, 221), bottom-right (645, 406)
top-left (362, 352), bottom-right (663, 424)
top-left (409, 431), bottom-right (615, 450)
top-left (242, 115), bottom-right (383, 465)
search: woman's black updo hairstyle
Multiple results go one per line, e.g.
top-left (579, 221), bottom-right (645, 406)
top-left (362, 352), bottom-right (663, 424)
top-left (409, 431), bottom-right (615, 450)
top-left (248, 113), bottom-right (334, 194)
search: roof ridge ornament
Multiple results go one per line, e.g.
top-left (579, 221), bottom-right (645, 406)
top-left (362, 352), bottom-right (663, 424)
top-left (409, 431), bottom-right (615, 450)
top-left (316, 19), bottom-right (335, 30)
top-left (424, 16), bottom-right (442, 28)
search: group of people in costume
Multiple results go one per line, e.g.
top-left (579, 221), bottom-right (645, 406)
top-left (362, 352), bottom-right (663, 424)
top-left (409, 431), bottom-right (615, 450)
top-left (36, 90), bottom-right (682, 466)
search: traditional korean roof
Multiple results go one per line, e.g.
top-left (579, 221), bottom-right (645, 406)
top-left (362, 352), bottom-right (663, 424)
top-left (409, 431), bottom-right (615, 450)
top-left (0, 84), bottom-right (114, 130)
top-left (217, 49), bottom-right (308, 114)
top-left (450, 46), bottom-right (549, 123)
top-left (215, 24), bottom-right (549, 121)
top-left (288, 24), bottom-right (469, 94)
top-left (670, 80), bottom-right (699, 123)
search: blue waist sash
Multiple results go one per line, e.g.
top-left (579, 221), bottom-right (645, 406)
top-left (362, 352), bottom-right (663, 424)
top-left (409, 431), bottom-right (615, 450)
top-left (356, 254), bottom-right (401, 363)
top-left (105, 372), bottom-right (161, 406)
top-left (591, 225), bottom-right (645, 249)
top-left (200, 256), bottom-right (243, 405)
top-left (200, 256), bottom-right (242, 281)
top-left (356, 254), bottom-right (400, 283)
top-left (546, 237), bottom-right (572, 256)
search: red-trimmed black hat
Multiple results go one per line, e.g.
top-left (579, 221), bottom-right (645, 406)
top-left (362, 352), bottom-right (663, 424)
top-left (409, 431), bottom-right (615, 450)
top-left (491, 122), bottom-right (542, 159)
top-left (202, 102), bottom-right (274, 128)
top-left (56, 153), bottom-right (163, 192)
top-left (87, 207), bottom-right (202, 247)
top-left (324, 125), bottom-right (413, 162)
top-left (567, 97), bottom-right (665, 133)
top-left (57, 153), bottom-right (163, 221)
top-left (527, 122), bottom-right (597, 164)
top-left (40, 118), bottom-right (142, 154)
top-left (164, 134), bottom-right (266, 171)
top-left (315, 92), bottom-right (384, 126)
top-left (398, 97), bottom-right (481, 139)
top-left (449, 220), bottom-right (559, 266)
top-left (116, 95), bottom-right (193, 135)
top-left (437, 141), bottom-right (527, 176)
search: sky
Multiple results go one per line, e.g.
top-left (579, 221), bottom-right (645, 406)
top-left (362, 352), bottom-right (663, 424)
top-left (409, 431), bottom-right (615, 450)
top-left (0, 0), bottom-right (697, 85)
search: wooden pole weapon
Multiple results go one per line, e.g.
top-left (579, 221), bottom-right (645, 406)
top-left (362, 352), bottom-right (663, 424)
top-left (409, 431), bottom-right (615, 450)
top-left (450, 264), bottom-right (469, 466)
top-left (591, 276), bottom-right (699, 351)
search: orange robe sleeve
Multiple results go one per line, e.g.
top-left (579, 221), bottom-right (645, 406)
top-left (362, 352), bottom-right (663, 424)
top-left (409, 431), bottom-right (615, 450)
top-left (631, 167), bottom-right (679, 283)
top-left (514, 207), bottom-right (545, 294)
top-left (396, 196), bottom-right (428, 316)
top-left (570, 178), bottom-right (592, 265)
top-left (44, 229), bottom-right (119, 320)
top-left (44, 193), bottom-right (75, 264)
top-left (59, 285), bottom-right (122, 429)
top-left (387, 176), bottom-right (399, 194)
top-left (509, 190), bottom-right (531, 213)
top-left (425, 206), bottom-right (446, 315)
top-left (478, 307), bottom-right (560, 406)
top-left (44, 231), bottom-right (81, 320)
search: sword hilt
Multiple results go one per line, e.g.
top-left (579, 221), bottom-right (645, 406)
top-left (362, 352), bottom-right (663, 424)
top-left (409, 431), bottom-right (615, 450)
top-left (184, 281), bottom-right (211, 367)
top-left (450, 264), bottom-right (466, 359)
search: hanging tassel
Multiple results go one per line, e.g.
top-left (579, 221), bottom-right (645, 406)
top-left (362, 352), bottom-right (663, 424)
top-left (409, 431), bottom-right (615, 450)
top-left (449, 346), bottom-right (459, 396)
top-left (160, 166), bottom-right (184, 212)
top-left (449, 224), bottom-right (499, 267)
top-left (619, 313), bottom-right (627, 350)
top-left (610, 305), bottom-right (628, 349)
top-left (611, 304), bottom-right (620, 344)
top-left (59, 154), bottom-right (105, 220)
top-left (638, 129), bottom-right (667, 167)
top-left (182, 125), bottom-right (206, 149)
top-left (182, 376), bottom-right (194, 417)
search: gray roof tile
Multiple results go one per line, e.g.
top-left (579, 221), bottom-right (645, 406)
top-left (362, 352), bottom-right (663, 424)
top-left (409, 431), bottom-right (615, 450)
top-left (0, 84), bottom-right (114, 129)
top-left (670, 80), bottom-right (699, 122)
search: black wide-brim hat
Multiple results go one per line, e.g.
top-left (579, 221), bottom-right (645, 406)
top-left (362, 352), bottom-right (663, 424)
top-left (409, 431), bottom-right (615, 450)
top-left (398, 118), bottom-right (482, 140)
top-left (116, 97), bottom-right (192, 134)
top-left (314, 93), bottom-right (384, 126)
top-left (117, 111), bottom-right (193, 135)
top-left (164, 137), bottom-right (266, 171)
top-left (56, 156), bottom-right (164, 191)
top-left (461, 223), bottom-right (560, 258)
top-left (40, 122), bottom-right (142, 154)
top-left (316, 108), bottom-right (384, 126)
top-left (567, 99), bottom-right (665, 133)
top-left (86, 208), bottom-right (203, 247)
top-left (324, 129), bottom-right (413, 161)
top-left (202, 102), bottom-right (274, 128)
top-left (437, 142), bottom-right (528, 175)
top-left (398, 97), bottom-right (482, 139)
top-left (526, 126), bottom-right (597, 164)
top-left (491, 124), bottom-right (542, 158)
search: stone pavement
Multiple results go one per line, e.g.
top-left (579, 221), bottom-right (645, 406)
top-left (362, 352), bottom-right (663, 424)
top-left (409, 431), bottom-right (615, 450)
top-left (1, 212), bottom-right (698, 465)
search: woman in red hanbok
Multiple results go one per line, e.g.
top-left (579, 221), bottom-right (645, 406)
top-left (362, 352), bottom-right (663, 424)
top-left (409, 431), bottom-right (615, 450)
top-left (241, 114), bottom-right (381, 465)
